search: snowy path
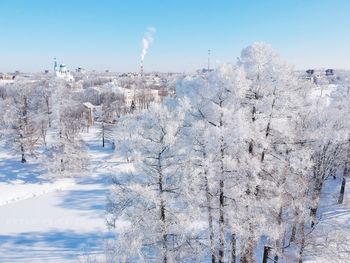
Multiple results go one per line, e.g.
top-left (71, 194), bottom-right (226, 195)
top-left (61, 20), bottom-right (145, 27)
top-left (0, 130), bottom-right (116, 262)
top-left (304, 177), bottom-right (350, 263)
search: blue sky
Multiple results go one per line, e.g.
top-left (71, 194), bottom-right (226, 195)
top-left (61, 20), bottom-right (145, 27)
top-left (0, 0), bottom-right (349, 72)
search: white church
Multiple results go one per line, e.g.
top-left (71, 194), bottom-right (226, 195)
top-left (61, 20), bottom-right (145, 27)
top-left (54, 58), bottom-right (74, 82)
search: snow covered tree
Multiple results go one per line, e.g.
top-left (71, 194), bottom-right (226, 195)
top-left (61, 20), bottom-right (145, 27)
top-left (1, 84), bottom-right (42, 162)
top-left (107, 101), bottom-right (198, 262)
top-left (177, 63), bottom-right (252, 263)
top-left (43, 83), bottom-right (88, 176)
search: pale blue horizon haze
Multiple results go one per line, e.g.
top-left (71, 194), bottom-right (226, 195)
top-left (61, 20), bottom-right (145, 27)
top-left (0, 0), bottom-right (349, 73)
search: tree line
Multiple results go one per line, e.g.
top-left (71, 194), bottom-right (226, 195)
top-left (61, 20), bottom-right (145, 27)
top-left (107, 43), bottom-right (350, 263)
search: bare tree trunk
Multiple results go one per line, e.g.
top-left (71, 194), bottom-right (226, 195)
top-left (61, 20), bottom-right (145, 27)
top-left (219, 178), bottom-right (225, 263)
top-left (240, 240), bottom-right (255, 263)
top-left (339, 136), bottom-right (350, 204)
top-left (19, 129), bottom-right (26, 163)
top-left (20, 141), bottom-right (26, 163)
top-left (41, 122), bottom-right (47, 146)
top-left (338, 177), bottom-right (346, 204)
top-left (260, 87), bottom-right (276, 162)
top-left (274, 206), bottom-right (283, 261)
top-left (310, 173), bottom-right (323, 227)
top-left (59, 129), bottom-right (64, 171)
top-left (160, 197), bottom-right (168, 263)
top-left (19, 96), bottom-right (28, 163)
top-left (158, 154), bottom-right (168, 263)
top-left (240, 221), bottom-right (256, 263)
top-left (23, 96), bottom-right (28, 125)
top-left (281, 228), bottom-right (287, 253)
top-left (218, 110), bottom-right (225, 263)
top-left (262, 246), bottom-right (270, 263)
top-left (230, 233), bottom-right (236, 263)
top-left (205, 176), bottom-right (216, 263)
top-left (289, 211), bottom-right (298, 244)
top-left (310, 184), bottom-right (322, 228)
top-left (298, 219), bottom-right (305, 263)
top-left (46, 97), bottom-right (52, 128)
top-left (102, 123), bottom-right (105, 148)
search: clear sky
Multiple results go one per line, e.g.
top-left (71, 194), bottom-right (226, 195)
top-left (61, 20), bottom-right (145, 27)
top-left (0, 0), bottom-right (349, 72)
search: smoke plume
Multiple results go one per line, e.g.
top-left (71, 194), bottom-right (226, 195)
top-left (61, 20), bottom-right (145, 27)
top-left (141, 26), bottom-right (156, 62)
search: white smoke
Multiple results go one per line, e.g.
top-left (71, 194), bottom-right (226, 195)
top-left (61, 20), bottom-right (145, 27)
top-left (141, 26), bottom-right (156, 62)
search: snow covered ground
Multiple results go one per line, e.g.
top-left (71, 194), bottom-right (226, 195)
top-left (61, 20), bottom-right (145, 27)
top-left (0, 129), bottom-right (121, 262)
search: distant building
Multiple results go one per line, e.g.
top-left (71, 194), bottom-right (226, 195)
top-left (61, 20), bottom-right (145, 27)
top-left (303, 69), bottom-right (317, 83)
top-left (123, 88), bottom-right (160, 109)
top-left (0, 73), bottom-right (15, 83)
top-left (325, 69), bottom-right (334, 76)
top-left (54, 58), bottom-right (74, 82)
top-left (306, 69), bottom-right (314, 76)
top-left (76, 67), bottom-right (86, 73)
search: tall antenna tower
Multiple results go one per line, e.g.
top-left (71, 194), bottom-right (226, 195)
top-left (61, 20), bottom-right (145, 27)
top-left (208, 49), bottom-right (211, 71)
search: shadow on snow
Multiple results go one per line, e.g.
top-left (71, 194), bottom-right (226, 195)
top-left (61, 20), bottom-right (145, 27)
top-left (0, 230), bottom-right (113, 261)
top-left (0, 157), bottom-right (45, 184)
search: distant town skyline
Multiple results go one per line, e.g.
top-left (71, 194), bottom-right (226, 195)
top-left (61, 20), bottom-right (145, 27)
top-left (1, 0), bottom-right (350, 72)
